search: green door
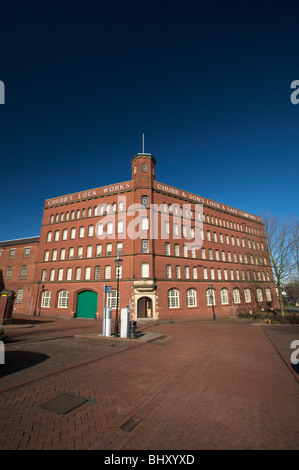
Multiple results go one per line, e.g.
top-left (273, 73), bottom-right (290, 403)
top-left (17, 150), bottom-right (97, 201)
top-left (76, 291), bottom-right (98, 318)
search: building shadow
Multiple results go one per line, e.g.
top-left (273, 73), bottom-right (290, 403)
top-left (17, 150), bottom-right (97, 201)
top-left (11, 318), bottom-right (54, 326)
top-left (0, 350), bottom-right (49, 378)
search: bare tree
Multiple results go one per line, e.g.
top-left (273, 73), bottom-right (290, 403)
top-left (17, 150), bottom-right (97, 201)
top-left (289, 215), bottom-right (299, 279)
top-left (263, 212), bottom-right (293, 316)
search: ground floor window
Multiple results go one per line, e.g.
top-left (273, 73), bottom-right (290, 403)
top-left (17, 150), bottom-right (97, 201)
top-left (265, 288), bottom-right (272, 301)
top-left (41, 291), bottom-right (51, 308)
top-left (220, 288), bottom-right (229, 305)
top-left (206, 288), bottom-right (215, 306)
top-left (244, 288), bottom-right (251, 303)
top-left (107, 290), bottom-right (119, 309)
top-left (257, 288), bottom-right (263, 302)
top-left (233, 288), bottom-right (241, 304)
top-left (187, 289), bottom-right (197, 307)
top-left (168, 289), bottom-right (179, 308)
top-left (58, 290), bottom-right (69, 308)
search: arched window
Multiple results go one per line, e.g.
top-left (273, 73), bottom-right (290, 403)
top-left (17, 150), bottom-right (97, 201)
top-left (16, 289), bottom-right (23, 304)
top-left (220, 288), bottom-right (229, 305)
top-left (41, 291), bottom-right (51, 308)
top-left (168, 289), bottom-right (179, 309)
top-left (265, 288), bottom-right (272, 301)
top-left (244, 288), bottom-right (251, 303)
top-left (233, 288), bottom-right (240, 304)
top-left (187, 289), bottom-right (197, 307)
top-left (257, 288), bottom-right (263, 302)
top-left (58, 290), bottom-right (69, 308)
top-left (206, 288), bottom-right (215, 306)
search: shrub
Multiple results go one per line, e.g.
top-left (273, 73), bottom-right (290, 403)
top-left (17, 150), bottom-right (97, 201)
top-left (0, 328), bottom-right (8, 343)
top-left (237, 311), bottom-right (299, 324)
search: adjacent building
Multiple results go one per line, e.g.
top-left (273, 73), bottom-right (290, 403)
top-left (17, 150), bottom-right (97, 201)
top-left (0, 237), bottom-right (40, 314)
top-left (0, 153), bottom-right (279, 321)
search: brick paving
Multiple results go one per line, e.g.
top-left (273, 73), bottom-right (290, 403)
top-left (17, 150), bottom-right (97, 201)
top-left (0, 315), bottom-right (298, 450)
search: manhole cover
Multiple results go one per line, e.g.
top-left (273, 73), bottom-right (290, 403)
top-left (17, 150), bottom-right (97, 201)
top-left (40, 393), bottom-right (89, 415)
top-left (120, 416), bottom-right (142, 432)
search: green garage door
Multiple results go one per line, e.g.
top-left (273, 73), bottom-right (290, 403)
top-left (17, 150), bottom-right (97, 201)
top-left (76, 291), bottom-right (98, 318)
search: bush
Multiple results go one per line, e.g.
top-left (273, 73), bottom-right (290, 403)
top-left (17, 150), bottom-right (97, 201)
top-left (0, 328), bottom-right (8, 343)
top-left (237, 311), bottom-right (299, 324)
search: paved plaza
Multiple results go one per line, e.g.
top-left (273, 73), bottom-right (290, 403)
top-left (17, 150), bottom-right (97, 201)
top-left (0, 315), bottom-right (298, 450)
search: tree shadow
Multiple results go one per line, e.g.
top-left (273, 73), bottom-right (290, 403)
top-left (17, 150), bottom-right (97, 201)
top-left (0, 350), bottom-right (49, 378)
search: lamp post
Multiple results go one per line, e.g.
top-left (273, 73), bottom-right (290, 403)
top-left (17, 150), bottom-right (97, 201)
top-left (39, 284), bottom-right (45, 316)
top-left (209, 282), bottom-right (216, 321)
top-left (33, 281), bottom-right (41, 317)
top-left (113, 256), bottom-right (123, 337)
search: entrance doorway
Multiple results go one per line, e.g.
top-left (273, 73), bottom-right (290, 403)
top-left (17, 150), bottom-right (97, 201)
top-left (137, 297), bottom-right (152, 318)
top-left (76, 291), bottom-right (98, 318)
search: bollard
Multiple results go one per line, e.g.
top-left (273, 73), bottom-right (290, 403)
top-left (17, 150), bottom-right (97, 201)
top-left (129, 321), bottom-right (137, 339)
top-left (104, 307), bottom-right (112, 336)
top-left (121, 307), bottom-right (130, 338)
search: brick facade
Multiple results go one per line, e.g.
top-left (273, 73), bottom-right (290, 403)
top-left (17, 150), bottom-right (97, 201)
top-left (0, 237), bottom-right (40, 315)
top-left (0, 153), bottom-right (279, 321)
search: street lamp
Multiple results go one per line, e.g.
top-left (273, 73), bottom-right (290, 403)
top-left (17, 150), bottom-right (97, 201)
top-left (209, 282), bottom-right (216, 321)
top-left (33, 281), bottom-right (41, 317)
top-left (113, 256), bottom-right (123, 337)
top-left (39, 284), bottom-right (45, 316)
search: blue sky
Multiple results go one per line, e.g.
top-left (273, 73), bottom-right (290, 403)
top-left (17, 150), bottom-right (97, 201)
top-left (0, 0), bottom-right (298, 241)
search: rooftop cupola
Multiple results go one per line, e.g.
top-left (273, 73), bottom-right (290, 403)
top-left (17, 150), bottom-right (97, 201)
top-left (131, 153), bottom-right (156, 186)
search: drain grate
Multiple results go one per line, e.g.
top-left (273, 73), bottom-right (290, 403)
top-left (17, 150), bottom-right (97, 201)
top-left (40, 393), bottom-right (89, 415)
top-left (151, 335), bottom-right (173, 345)
top-left (120, 416), bottom-right (142, 432)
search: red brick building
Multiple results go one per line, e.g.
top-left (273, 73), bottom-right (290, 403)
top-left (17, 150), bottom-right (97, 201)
top-left (29, 153), bottom-right (279, 321)
top-left (0, 237), bottom-right (40, 315)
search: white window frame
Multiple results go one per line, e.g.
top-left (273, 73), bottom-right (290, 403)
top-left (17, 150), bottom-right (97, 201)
top-left (141, 217), bottom-right (149, 230)
top-left (244, 288), bottom-right (251, 303)
top-left (117, 220), bottom-right (124, 234)
top-left (141, 263), bottom-right (149, 278)
top-left (220, 288), bottom-right (229, 305)
top-left (75, 267), bottom-right (81, 280)
top-left (168, 289), bottom-right (179, 309)
top-left (86, 245), bottom-right (92, 258)
top-left (233, 288), bottom-right (241, 304)
top-left (187, 289), bottom-right (197, 307)
top-left (16, 289), bottom-right (24, 304)
top-left (41, 291), bottom-right (51, 308)
top-left (105, 265), bottom-right (111, 279)
top-left (58, 290), bottom-right (69, 308)
top-left (107, 290), bottom-right (119, 309)
top-left (85, 266), bottom-right (91, 280)
top-left (206, 288), bottom-right (215, 306)
top-left (257, 288), bottom-right (263, 302)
